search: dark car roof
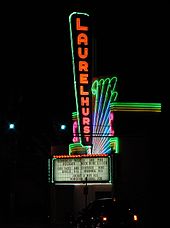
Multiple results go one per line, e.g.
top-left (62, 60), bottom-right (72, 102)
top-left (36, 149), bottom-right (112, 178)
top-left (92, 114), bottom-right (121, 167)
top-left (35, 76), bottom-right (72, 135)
top-left (85, 197), bottom-right (135, 215)
top-left (87, 197), bottom-right (132, 207)
top-left (76, 197), bottom-right (139, 227)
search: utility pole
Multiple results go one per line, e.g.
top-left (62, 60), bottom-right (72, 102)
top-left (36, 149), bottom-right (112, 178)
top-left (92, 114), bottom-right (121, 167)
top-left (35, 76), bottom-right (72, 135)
top-left (83, 176), bottom-right (88, 209)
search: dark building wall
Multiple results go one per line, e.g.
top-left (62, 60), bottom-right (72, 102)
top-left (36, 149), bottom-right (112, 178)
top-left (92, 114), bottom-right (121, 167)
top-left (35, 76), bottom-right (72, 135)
top-left (114, 111), bottom-right (162, 227)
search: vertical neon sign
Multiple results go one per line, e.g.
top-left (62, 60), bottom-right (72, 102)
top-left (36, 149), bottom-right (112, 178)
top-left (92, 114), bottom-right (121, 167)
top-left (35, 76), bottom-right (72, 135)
top-left (69, 12), bottom-right (92, 146)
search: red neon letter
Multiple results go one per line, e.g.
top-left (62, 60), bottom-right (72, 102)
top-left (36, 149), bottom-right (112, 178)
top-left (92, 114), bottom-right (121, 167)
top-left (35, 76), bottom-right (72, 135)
top-left (80, 74), bottom-right (88, 84)
top-left (80, 86), bottom-right (89, 96)
top-left (78, 47), bottom-right (88, 59)
top-left (83, 125), bottom-right (90, 134)
top-left (81, 96), bottom-right (89, 106)
top-left (79, 61), bottom-right (88, 72)
top-left (84, 135), bottom-right (90, 142)
top-left (77, 33), bottom-right (88, 45)
top-left (82, 117), bottom-right (90, 125)
top-left (76, 18), bottom-right (88, 31)
top-left (82, 107), bottom-right (90, 116)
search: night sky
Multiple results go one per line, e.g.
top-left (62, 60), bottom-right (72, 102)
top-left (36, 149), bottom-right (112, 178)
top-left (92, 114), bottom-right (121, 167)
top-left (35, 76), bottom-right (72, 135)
top-left (0, 1), bottom-right (168, 226)
top-left (1, 2), bottom-right (167, 117)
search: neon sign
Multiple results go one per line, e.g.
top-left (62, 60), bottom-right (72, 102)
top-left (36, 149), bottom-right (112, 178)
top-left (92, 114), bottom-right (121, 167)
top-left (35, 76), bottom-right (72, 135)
top-left (69, 12), bottom-right (92, 146)
top-left (68, 11), bottom-right (161, 156)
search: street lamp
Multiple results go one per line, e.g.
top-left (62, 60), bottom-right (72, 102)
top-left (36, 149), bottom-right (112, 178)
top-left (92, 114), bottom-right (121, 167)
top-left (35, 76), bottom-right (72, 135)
top-left (8, 123), bottom-right (15, 130)
top-left (60, 124), bottom-right (66, 130)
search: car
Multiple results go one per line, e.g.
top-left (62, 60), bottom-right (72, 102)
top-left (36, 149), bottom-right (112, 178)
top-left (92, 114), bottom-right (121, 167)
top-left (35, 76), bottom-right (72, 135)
top-left (73, 197), bottom-right (139, 228)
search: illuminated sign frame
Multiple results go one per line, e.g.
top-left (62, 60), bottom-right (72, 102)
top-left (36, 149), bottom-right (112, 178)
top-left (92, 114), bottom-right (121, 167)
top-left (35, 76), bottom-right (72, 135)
top-left (52, 155), bottom-right (112, 184)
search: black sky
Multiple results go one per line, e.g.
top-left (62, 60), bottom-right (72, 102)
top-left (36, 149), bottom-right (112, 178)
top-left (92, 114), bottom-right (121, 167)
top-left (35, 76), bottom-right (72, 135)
top-left (0, 2), bottom-right (168, 225)
top-left (1, 2), bottom-right (167, 117)
top-left (1, 0), bottom-right (167, 179)
top-left (0, 1), bottom-right (167, 165)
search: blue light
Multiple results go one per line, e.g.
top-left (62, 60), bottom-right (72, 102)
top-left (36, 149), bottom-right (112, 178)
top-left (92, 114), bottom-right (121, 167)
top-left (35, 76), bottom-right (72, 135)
top-left (9, 123), bottom-right (15, 129)
top-left (60, 124), bottom-right (66, 130)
